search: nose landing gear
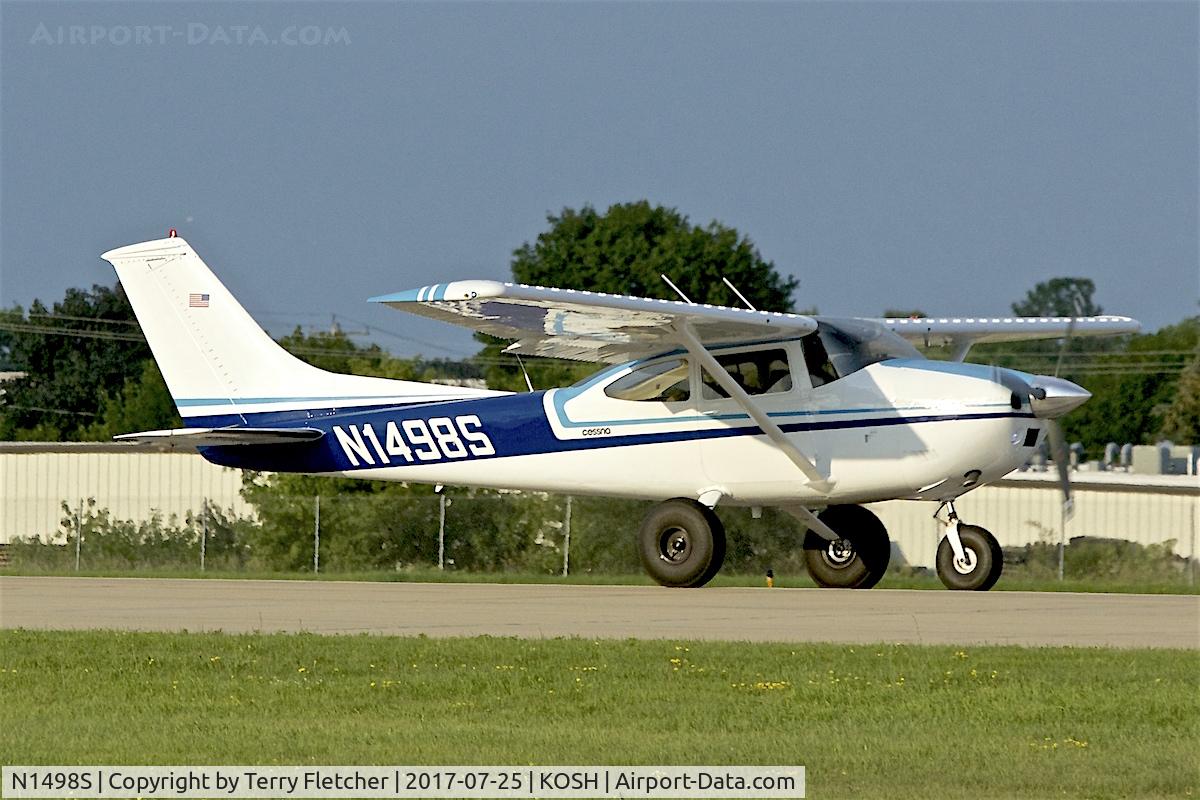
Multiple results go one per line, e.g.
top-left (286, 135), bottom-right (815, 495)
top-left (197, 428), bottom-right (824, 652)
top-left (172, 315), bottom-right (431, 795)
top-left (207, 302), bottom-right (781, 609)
top-left (935, 502), bottom-right (1003, 591)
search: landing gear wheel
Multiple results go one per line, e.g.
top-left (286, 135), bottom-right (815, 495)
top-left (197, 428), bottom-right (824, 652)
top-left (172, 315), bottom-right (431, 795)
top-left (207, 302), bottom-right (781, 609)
top-left (936, 524), bottom-right (1003, 591)
top-left (802, 505), bottom-right (891, 589)
top-left (638, 498), bottom-right (726, 588)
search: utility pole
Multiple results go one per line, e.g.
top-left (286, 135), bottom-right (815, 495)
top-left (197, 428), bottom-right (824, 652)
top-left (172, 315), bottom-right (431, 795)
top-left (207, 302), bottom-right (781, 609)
top-left (562, 496), bottom-right (572, 577)
top-left (200, 499), bottom-right (207, 572)
top-left (313, 495), bottom-right (320, 574)
top-left (74, 499), bottom-right (83, 572)
top-left (437, 490), bottom-right (446, 570)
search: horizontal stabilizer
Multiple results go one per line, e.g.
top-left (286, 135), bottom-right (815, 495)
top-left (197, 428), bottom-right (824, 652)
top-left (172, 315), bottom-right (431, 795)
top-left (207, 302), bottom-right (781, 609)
top-left (114, 427), bottom-right (325, 447)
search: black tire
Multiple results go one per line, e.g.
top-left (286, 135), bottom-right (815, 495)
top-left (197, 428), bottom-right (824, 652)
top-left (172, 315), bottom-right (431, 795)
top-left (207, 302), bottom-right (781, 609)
top-left (638, 498), bottom-right (726, 588)
top-left (936, 524), bottom-right (1003, 591)
top-left (802, 505), bottom-right (890, 589)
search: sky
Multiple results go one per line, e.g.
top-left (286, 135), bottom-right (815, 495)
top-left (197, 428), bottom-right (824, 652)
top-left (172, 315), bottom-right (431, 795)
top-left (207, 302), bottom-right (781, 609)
top-left (1, 1), bottom-right (1197, 359)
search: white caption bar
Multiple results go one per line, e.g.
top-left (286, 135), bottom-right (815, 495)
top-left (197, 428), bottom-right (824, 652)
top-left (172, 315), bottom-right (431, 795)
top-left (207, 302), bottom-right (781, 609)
top-left (3, 766), bottom-right (804, 799)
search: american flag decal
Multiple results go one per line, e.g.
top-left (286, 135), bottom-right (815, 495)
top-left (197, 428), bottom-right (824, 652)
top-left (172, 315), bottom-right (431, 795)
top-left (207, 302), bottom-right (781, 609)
top-left (188, 293), bottom-right (210, 308)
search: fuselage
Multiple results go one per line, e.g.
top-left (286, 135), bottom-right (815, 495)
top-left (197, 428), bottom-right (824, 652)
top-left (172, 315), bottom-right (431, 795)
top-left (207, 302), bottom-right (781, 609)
top-left (195, 339), bottom-right (1046, 507)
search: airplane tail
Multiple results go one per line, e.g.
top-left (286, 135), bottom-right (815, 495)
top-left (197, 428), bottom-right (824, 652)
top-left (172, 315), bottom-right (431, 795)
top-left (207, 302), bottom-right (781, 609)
top-left (102, 235), bottom-right (491, 425)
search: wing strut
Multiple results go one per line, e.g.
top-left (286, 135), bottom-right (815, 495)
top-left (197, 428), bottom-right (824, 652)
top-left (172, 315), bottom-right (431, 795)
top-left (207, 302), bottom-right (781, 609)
top-left (673, 321), bottom-right (833, 494)
top-left (781, 505), bottom-right (841, 542)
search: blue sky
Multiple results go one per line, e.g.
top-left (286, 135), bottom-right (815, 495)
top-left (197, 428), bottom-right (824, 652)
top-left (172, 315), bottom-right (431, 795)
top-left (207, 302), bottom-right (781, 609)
top-left (2, 1), bottom-right (1196, 358)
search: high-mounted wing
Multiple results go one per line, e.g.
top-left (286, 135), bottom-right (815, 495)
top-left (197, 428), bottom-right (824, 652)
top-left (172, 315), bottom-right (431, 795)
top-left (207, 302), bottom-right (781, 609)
top-left (878, 315), bottom-right (1140, 348)
top-left (370, 281), bottom-right (817, 363)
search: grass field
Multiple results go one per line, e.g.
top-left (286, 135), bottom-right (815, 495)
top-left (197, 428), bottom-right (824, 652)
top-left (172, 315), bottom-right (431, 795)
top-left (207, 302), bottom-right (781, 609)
top-left (4, 565), bottom-right (1198, 594)
top-left (1, 630), bottom-right (1196, 799)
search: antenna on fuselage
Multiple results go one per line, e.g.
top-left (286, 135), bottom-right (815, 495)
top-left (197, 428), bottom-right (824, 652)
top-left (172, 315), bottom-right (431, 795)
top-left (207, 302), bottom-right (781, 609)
top-left (659, 274), bottom-right (695, 305)
top-left (721, 276), bottom-right (757, 311)
top-left (502, 342), bottom-right (535, 392)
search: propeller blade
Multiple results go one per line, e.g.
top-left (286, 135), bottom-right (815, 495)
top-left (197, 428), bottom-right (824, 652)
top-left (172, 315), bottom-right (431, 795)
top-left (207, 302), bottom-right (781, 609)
top-left (1053, 315), bottom-right (1078, 378)
top-left (1047, 419), bottom-right (1074, 521)
top-left (1048, 297), bottom-right (1081, 520)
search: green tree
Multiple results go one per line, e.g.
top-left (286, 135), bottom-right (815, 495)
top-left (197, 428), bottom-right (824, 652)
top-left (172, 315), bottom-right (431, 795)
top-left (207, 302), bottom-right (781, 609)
top-left (1012, 277), bottom-right (1101, 317)
top-left (0, 284), bottom-right (489, 442)
top-left (1059, 317), bottom-right (1198, 452)
top-left (482, 201), bottom-right (800, 391)
top-left (239, 472), bottom-right (566, 573)
top-left (278, 326), bottom-right (486, 385)
top-left (966, 277), bottom-right (1110, 390)
top-left (512, 201), bottom-right (797, 309)
top-left (1158, 353), bottom-right (1200, 443)
top-left (82, 360), bottom-right (179, 440)
top-left (952, 281), bottom-right (1193, 457)
top-left (276, 326), bottom-right (367, 372)
top-left (0, 284), bottom-right (156, 440)
top-left (240, 472), bottom-right (440, 571)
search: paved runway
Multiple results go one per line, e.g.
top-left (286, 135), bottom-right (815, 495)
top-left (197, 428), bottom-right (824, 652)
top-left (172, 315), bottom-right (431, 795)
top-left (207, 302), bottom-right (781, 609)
top-left (1, 576), bottom-right (1197, 648)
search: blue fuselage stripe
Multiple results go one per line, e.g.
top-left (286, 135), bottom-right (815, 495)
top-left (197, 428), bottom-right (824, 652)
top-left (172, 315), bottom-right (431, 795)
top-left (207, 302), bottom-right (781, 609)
top-left (193, 391), bottom-right (1032, 474)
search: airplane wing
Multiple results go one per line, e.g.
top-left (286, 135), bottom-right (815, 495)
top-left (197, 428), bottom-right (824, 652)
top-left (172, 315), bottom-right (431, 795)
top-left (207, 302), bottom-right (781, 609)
top-left (370, 281), bottom-right (817, 363)
top-left (876, 315), bottom-right (1140, 348)
top-left (114, 427), bottom-right (325, 447)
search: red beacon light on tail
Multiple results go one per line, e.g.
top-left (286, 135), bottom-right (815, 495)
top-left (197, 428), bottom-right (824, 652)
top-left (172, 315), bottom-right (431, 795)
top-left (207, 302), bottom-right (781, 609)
top-left (168, 228), bottom-right (177, 238)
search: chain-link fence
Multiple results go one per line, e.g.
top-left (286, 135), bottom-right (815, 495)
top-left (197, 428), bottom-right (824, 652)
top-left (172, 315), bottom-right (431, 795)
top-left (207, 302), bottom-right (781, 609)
top-left (1, 491), bottom-right (842, 577)
top-left (3, 484), bottom-right (1196, 588)
top-left (2, 446), bottom-right (1197, 584)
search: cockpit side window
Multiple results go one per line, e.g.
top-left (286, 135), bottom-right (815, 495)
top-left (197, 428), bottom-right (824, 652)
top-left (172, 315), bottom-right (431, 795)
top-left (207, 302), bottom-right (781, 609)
top-left (604, 358), bottom-right (691, 402)
top-left (802, 319), bottom-right (922, 385)
top-left (700, 348), bottom-right (792, 399)
top-left (800, 334), bottom-right (839, 388)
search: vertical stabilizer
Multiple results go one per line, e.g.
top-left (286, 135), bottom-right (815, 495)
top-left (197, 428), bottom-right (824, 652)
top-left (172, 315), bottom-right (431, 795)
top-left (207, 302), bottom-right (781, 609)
top-left (101, 236), bottom-right (491, 423)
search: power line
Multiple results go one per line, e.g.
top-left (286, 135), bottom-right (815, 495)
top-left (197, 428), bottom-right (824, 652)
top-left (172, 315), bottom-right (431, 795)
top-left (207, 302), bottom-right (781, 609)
top-left (24, 312), bottom-right (141, 327)
top-left (3, 404), bottom-right (97, 417)
top-left (0, 321), bottom-right (146, 343)
top-left (325, 314), bottom-right (472, 357)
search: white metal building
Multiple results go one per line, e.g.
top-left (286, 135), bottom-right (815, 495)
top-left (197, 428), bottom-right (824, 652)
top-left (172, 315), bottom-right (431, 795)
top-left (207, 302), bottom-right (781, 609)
top-left (0, 443), bottom-right (248, 543)
top-left (1, 443), bottom-right (1196, 571)
top-left (870, 471), bottom-right (1198, 569)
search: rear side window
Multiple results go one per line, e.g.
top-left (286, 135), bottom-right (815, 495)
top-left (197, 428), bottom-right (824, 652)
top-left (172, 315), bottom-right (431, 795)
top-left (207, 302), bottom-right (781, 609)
top-left (605, 359), bottom-right (691, 402)
top-left (701, 349), bottom-right (792, 399)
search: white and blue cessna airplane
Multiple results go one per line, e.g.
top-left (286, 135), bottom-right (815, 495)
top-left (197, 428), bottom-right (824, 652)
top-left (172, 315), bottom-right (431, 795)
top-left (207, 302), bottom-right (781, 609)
top-left (103, 233), bottom-right (1139, 591)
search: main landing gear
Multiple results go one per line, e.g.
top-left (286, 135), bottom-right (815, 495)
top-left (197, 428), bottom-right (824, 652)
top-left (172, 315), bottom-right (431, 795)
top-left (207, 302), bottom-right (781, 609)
top-left (935, 502), bottom-right (1003, 591)
top-left (801, 505), bottom-right (891, 589)
top-left (638, 498), bottom-right (727, 588)
top-left (637, 498), bottom-right (893, 589)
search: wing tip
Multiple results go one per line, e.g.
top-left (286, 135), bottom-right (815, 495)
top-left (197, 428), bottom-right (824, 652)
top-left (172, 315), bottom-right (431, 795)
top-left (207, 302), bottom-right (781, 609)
top-left (370, 280), bottom-right (506, 304)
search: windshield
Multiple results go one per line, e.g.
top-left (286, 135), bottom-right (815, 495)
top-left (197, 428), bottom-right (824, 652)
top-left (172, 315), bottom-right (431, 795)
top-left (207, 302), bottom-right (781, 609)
top-left (803, 319), bottom-right (920, 383)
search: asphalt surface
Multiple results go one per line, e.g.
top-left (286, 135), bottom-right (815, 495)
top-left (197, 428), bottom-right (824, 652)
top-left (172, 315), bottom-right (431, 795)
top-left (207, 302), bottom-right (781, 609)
top-left (1, 576), bottom-right (1197, 648)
